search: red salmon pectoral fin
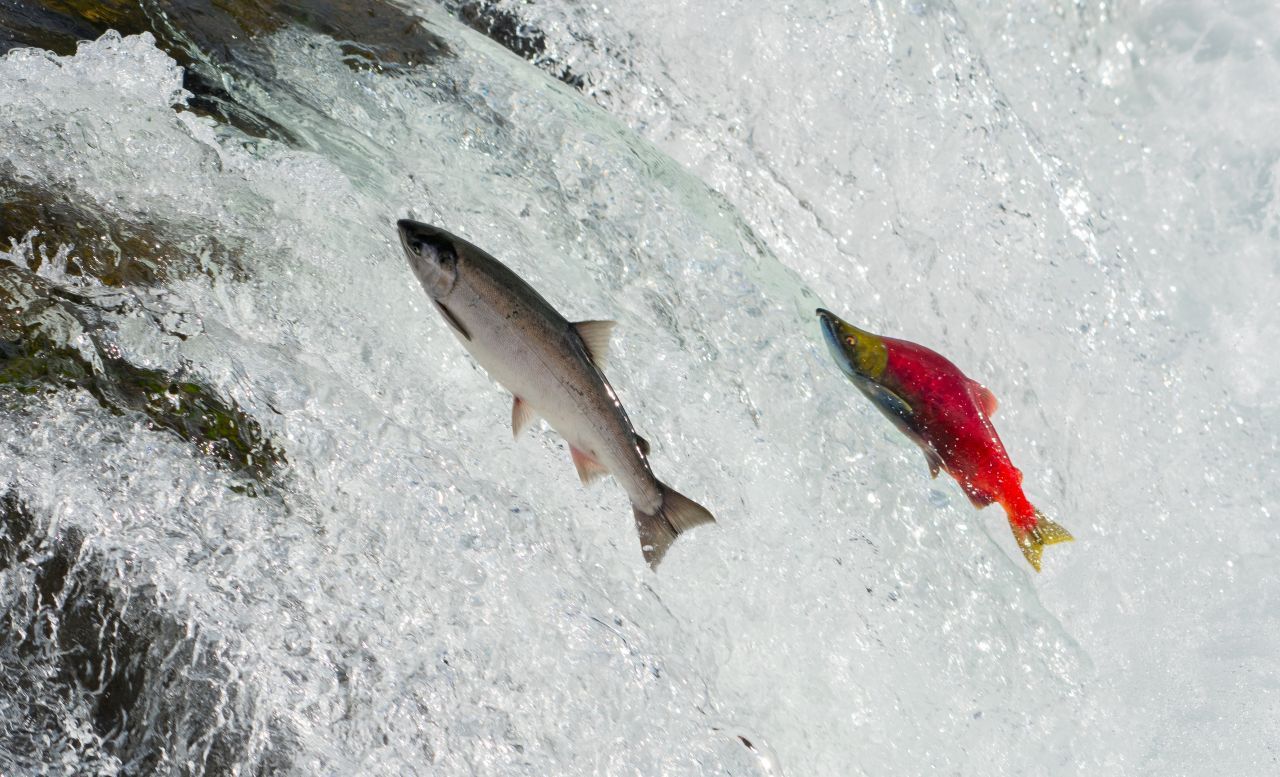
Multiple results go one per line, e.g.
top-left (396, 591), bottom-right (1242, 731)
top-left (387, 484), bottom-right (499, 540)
top-left (570, 445), bottom-right (610, 485)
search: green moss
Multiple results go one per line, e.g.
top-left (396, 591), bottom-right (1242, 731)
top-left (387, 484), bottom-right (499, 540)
top-left (0, 265), bottom-right (284, 486)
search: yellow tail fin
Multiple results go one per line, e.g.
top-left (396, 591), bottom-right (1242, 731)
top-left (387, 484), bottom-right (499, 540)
top-left (1013, 511), bottom-right (1074, 572)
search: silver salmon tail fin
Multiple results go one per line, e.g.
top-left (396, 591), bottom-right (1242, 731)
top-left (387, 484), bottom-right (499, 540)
top-left (633, 485), bottom-right (716, 569)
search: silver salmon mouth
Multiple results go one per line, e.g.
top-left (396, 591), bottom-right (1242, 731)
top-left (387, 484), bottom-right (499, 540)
top-left (396, 219), bottom-right (418, 255)
top-left (397, 219), bottom-right (459, 254)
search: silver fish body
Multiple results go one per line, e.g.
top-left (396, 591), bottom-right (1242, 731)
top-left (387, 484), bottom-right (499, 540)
top-left (397, 219), bottom-right (713, 567)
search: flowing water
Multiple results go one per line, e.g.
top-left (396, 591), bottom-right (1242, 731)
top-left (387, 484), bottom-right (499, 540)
top-left (0, 1), bottom-right (1276, 774)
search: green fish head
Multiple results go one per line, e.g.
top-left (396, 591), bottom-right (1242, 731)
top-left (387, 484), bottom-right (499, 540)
top-left (816, 308), bottom-right (889, 381)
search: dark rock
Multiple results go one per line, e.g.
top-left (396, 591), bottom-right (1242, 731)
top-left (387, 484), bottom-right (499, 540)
top-left (446, 0), bottom-right (588, 90)
top-left (0, 0), bottom-right (454, 143)
top-left (0, 490), bottom-right (294, 773)
top-left (0, 173), bottom-right (240, 288)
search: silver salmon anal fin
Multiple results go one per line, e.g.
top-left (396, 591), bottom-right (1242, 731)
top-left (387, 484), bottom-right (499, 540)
top-left (570, 445), bottom-right (610, 484)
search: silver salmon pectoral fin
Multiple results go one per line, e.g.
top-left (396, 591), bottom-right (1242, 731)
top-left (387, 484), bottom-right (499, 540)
top-left (433, 300), bottom-right (471, 340)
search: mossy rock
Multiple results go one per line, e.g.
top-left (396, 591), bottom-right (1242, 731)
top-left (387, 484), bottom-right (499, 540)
top-left (0, 262), bottom-right (284, 485)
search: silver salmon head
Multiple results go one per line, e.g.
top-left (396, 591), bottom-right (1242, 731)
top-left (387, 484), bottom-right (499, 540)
top-left (398, 219), bottom-right (461, 299)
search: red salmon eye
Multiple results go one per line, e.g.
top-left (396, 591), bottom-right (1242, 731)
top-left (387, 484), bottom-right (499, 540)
top-left (845, 336), bottom-right (856, 346)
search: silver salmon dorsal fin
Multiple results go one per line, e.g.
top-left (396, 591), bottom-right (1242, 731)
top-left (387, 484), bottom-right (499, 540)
top-left (635, 434), bottom-right (650, 456)
top-left (512, 396), bottom-right (540, 438)
top-left (572, 320), bottom-right (616, 367)
top-left (969, 379), bottom-right (998, 416)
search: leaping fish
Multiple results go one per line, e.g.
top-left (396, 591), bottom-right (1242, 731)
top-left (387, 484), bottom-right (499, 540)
top-left (817, 308), bottom-right (1073, 571)
top-left (398, 219), bottom-right (715, 568)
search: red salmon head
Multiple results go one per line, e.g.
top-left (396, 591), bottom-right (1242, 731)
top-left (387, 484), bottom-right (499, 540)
top-left (816, 308), bottom-right (889, 381)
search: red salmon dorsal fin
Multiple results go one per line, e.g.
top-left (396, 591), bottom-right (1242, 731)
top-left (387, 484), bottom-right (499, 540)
top-left (969, 379), bottom-right (998, 416)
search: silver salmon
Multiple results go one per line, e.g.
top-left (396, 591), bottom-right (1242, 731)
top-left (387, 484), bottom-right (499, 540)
top-left (397, 219), bottom-right (714, 567)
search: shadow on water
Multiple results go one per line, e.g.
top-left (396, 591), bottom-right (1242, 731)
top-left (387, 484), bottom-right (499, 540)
top-left (0, 490), bottom-right (294, 773)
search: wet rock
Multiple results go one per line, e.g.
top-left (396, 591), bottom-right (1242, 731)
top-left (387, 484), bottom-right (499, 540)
top-left (0, 0), bottom-right (453, 142)
top-left (0, 0), bottom-right (451, 69)
top-left (0, 173), bottom-right (239, 288)
top-left (447, 0), bottom-right (587, 90)
top-left (0, 170), bottom-right (282, 486)
top-left (0, 490), bottom-right (294, 774)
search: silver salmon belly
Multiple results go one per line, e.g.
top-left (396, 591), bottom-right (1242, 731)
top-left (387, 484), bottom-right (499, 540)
top-left (397, 219), bottom-right (714, 567)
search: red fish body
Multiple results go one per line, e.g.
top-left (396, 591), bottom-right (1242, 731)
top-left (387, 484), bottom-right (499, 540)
top-left (881, 338), bottom-right (1035, 528)
top-left (817, 309), bottom-right (1072, 570)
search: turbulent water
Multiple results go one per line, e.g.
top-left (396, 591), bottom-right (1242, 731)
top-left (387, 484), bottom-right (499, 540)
top-left (0, 1), bottom-right (1276, 774)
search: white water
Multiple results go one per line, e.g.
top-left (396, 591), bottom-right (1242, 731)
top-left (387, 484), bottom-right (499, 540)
top-left (1, 1), bottom-right (1276, 774)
